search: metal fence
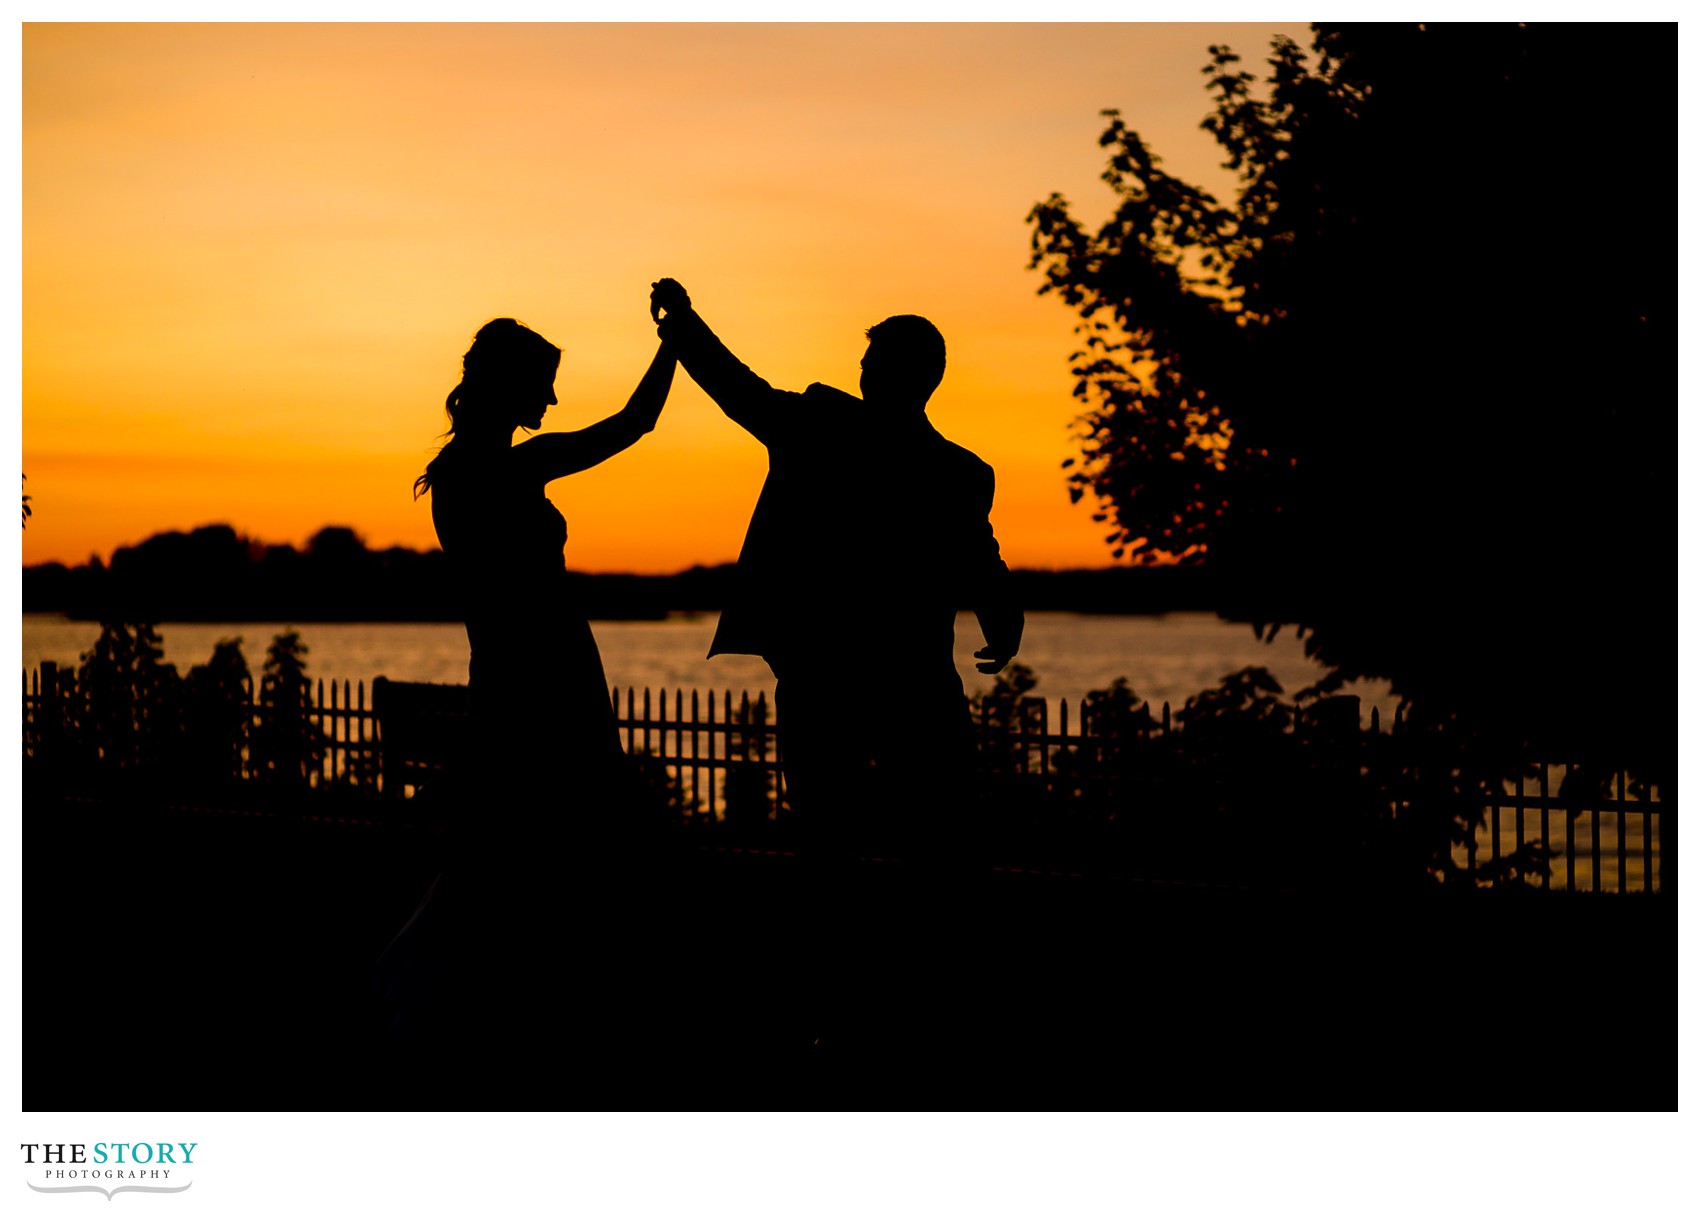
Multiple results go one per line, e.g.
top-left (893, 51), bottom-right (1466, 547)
top-left (22, 662), bottom-right (1669, 894)
top-left (972, 694), bottom-right (1667, 895)
top-left (367, 677), bottom-right (785, 827)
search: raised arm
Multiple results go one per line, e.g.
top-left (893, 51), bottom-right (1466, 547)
top-left (651, 279), bottom-right (794, 445)
top-left (510, 342), bottom-right (675, 484)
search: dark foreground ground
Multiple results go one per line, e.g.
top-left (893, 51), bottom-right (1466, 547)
top-left (26, 790), bottom-right (1675, 1110)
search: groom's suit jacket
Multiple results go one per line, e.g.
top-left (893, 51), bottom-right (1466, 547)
top-left (659, 306), bottom-right (1023, 675)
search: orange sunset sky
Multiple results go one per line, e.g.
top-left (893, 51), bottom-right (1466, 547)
top-left (22, 22), bottom-right (1310, 573)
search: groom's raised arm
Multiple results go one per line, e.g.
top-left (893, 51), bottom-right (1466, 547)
top-left (652, 279), bottom-right (794, 446)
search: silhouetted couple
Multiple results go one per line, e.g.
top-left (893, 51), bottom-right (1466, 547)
top-left (379, 278), bottom-right (1022, 1083)
top-left (651, 278), bottom-right (1023, 862)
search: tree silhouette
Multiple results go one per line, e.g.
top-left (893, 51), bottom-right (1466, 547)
top-left (969, 660), bottom-right (1044, 786)
top-left (184, 637), bottom-right (254, 786)
top-left (76, 620), bottom-right (181, 771)
top-left (723, 694), bottom-right (776, 830)
top-left (252, 629), bottom-right (323, 790)
top-left (1028, 24), bottom-right (1671, 761)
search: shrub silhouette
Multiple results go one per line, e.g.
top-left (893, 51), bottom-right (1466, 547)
top-left (970, 663), bottom-right (1553, 889)
top-left (183, 637), bottom-right (254, 787)
top-left (75, 620), bottom-right (181, 774)
top-left (251, 629), bottom-right (323, 790)
top-left (722, 694), bottom-right (775, 829)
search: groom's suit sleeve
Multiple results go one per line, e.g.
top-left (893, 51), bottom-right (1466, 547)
top-left (964, 460), bottom-right (1024, 662)
top-left (658, 306), bottom-right (797, 446)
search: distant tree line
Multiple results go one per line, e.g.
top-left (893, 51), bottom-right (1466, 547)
top-left (25, 524), bottom-right (713, 622)
top-left (23, 523), bottom-right (1231, 622)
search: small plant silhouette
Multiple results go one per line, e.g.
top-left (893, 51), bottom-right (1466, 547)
top-left (76, 620), bottom-right (181, 771)
top-left (184, 637), bottom-right (254, 785)
top-left (251, 629), bottom-right (324, 790)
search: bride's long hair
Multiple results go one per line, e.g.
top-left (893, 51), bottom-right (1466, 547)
top-left (414, 318), bottom-right (561, 498)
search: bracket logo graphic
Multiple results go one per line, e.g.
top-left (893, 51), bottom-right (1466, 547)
top-left (28, 1181), bottom-right (193, 1201)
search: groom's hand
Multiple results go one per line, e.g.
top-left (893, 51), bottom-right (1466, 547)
top-left (974, 645), bottom-right (1014, 675)
top-left (650, 278), bottom-right (691, 322)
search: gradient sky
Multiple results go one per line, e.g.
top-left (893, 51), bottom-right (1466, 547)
top-left (22, 22), bottom-right (1311, 572)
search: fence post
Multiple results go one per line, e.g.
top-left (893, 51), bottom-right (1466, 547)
top-left (1539, 761), bottom-right (1551, 891)
top-left (1590, 800), bottom-right (1601, 895)
top-left (41, 658), bottom-right (59, 730)
top-left (1490, 759), bottom-right (1502, 870)
top-left (690, 689), bottom-right (701, 817)
top-left (37, 661), bottom-right (60, 775)
top-left (706, 690), bottom-right (718, 820)
top-left (340, 678), bottom-right (353, 787)
top-left (1515, 754), bottom-right (1526, 862)
top-left (373, 677), bottom-right (394, 797)
top-left (336, 679), bottom-right (350, 784)
top-left (357, 678), bottom-right (371, 792)
top-left (1663, 777), bottom-right (1676, 899)
top-left (1616, 769), bottom-right (1628, 894)
top-left (316, 676), bottom-right (328, 788)
top-left (1638, 786), bottom-right (1653, 896)
top-left (671, 688), bottom-right (682, 813)
top-left (1565, 766), bottom-right (1577, 892)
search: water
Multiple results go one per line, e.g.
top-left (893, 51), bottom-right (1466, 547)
top-left (20, 610), bottom-right (1395, 716)
top-left (24, 612), bottom-right (1661, 891)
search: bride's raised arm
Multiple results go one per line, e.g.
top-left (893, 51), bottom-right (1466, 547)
top-left (511, 342), bottom-right (676, 483)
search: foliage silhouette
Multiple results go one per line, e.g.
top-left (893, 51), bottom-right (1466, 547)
top-left (75, 621), bottom-right (181, 774)
top-left (721, 694), bottom-right (776, 830)
top-left (32, 623), bottom-right (357, 800)
top-left (252, 629), bottom-right (323, 790)
top-left (628, 745), bottom-right (699, 824)
top-left (28, 629), bottom-right (1594, 892)
top-left (183, 637), bottom-right (254, 787)
top-left (26, 526), bottom-right (1240, 621)
top-left (1027, 24), bottom-right (1671, 762)
top-left (971, 661), bottom-right (1039, 728)
top-left (975, 662), bottom-right (1555, 889)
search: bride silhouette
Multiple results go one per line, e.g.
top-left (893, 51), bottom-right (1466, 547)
top-left (378, 315), bottom-right (675, 1077)
top-left (418, 317), bottom-right (673, 835)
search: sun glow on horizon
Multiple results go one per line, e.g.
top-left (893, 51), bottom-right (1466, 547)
top-left (23, 21), bottom-right (1311, 573)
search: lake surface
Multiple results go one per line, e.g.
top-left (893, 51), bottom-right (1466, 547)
top-left (23, 612), bottom-right (1660, 891)
top-left (21, 610), bottom-right (1397, 717)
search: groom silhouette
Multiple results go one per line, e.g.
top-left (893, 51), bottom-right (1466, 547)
top-left (651, 278), bottom-right (1022, 862)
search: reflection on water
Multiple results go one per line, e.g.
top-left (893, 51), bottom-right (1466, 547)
top-left (27, 611), bottom-right (1667, 890)
top-left (22, 611), bottom-right (1393, 715)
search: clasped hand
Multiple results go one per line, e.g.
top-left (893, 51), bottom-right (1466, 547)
top-left (650, 278), bottom-right (691, 323)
